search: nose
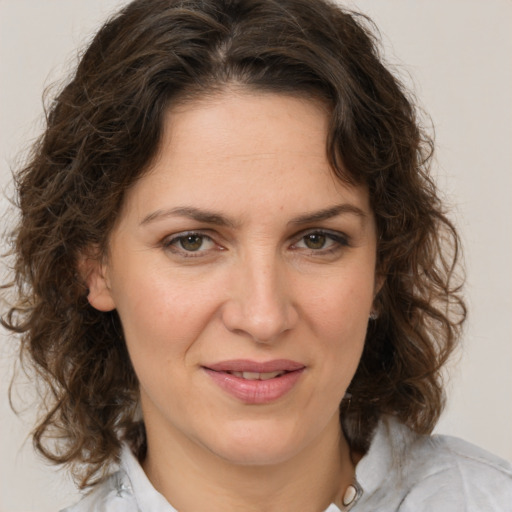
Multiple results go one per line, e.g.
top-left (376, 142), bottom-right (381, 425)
top-left (221, 252), bottom-right (299, 343)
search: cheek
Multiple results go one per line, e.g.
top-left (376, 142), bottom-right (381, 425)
top-left (303, 269), bottom-right (374, 375)
top-left (306, 271), bottom-right (374, 334)
top-left (111, 265), bottom-right (224, 362)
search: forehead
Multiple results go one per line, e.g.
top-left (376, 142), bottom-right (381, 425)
top-left (160, 90), bottom-right (329, 166)
top-left (121, 91), bottom-right (370, 222)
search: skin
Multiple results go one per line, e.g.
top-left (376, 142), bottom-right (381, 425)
top-left (87, 90), bottom-right (380, 511)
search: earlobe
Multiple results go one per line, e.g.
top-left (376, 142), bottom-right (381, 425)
top-left (79, 252), bottom-right (116, 312)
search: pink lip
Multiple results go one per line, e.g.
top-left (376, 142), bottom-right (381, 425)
top-left (203, 359), bottom-right (306, 404)
top-left (206, 359), bottom-right (305, 373)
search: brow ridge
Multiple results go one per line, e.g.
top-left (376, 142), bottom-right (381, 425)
top-left (288, 203), bottom-right (366, 225)
top-left (140, 206), bottom-right (239, 228)
top-left (140, 203), bottom-right (365, 228)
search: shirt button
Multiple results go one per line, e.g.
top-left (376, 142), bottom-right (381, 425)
top-left (342, 484), bottom-right (358, 507)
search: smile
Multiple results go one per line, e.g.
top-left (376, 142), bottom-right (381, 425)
top-left (203, 360), bottom-right (306, 404)
top-left (227, 370), bottom-right (286, 380)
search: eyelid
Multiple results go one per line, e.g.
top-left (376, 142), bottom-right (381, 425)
top-left (291, 228), bottom-right (350, 250)
top-left (160, 228), bottom-right (350, 259)
top-left (162, 230), bottom-right (221, 257)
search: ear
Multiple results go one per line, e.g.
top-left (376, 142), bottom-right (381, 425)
top-left (371, 272), bottom-right (385, 315)
top-left (370, 273), bottom-right (385, 320)
top-left (374, 273), bottom-right (385, 297)
top-left (79, 250), bottom-right (116, 312)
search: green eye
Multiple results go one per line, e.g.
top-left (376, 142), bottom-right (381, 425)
top-left (163, 232), bottom-right (217, 257)
top-left (303, 233), bottom-right (327, 249)
top-left (179, 234), bottom-right (204, 251)
top-left (294, 230), bottom-right (349, 253)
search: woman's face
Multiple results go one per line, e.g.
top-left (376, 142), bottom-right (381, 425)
top-left (88, 91), bottom-right (379, 467)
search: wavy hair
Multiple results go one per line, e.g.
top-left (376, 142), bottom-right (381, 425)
top-left (2, 0), bottom-right (465, 487)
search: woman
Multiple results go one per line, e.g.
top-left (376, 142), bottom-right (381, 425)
top-left (2, 0), bottom-right (511, 510)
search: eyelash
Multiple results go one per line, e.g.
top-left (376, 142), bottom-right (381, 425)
top-left (292, 230), bottom-right (350, 255)
top-left (162, 229), bottom-right (350, 258)
top-left (162, 231), bottom-right (218, 258)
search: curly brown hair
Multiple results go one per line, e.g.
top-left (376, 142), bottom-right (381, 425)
top-left (2, 0), bottom-right (465, 488)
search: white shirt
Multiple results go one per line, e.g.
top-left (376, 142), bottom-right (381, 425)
top-left (62, 416), bottom-right (512, 511)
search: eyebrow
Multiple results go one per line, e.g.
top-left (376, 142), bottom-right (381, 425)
top-left (140, 203), bottom-right (366, 228)
top-left (140, 206), bottom-right (239, 228)
top-left (287, 203), bottom-right (366, 225)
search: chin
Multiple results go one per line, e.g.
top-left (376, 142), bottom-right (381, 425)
top-left (202, 419), bottom-right (308, 467)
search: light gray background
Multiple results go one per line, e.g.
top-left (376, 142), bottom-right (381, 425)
top-left (1, 1), bottom-right (511, 510)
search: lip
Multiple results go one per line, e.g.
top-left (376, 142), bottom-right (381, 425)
top-left (205, 359), bottom-right (305, 373)
top-left (203, 359), bottom-right (306, 404)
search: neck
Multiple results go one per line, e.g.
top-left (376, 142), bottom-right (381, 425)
top-left (142, 414), bottom-right (354, 512)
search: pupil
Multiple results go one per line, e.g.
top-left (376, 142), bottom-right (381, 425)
top-left (305, 233), bottom-right (326, 249)
top-left (181, 235), bottom-right (202, 251)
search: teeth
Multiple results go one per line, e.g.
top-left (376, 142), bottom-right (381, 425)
top-left (229, 371), bottom-right (284, 380)
top-left (242, 371), bottom-right (261, 380)
top-left (258, 371), bottom-right (284, 380)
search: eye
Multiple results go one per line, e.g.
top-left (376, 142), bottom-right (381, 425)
top-left (293, 230), bottom-right (348, 252)
top-left (301, 233), bottom-right (329, 250)
top-left (164, 232), bottom-right (216, 254)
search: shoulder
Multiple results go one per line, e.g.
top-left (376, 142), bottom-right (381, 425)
top-left (60, 444), bottom-right (176, 512)
top-left (355, 416), bottom-right (512, 511)
top-left (60, 471), bottom-right (139, 512)
top-left (403, 430), bottom-right (512, 510)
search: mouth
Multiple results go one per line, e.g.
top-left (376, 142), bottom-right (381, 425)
top-left (202, 360), bottom-right (306, 404)
top-left (204, 359), bottom-right (305, 374)
top-left (223, 370), bottom-right (288, 380)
